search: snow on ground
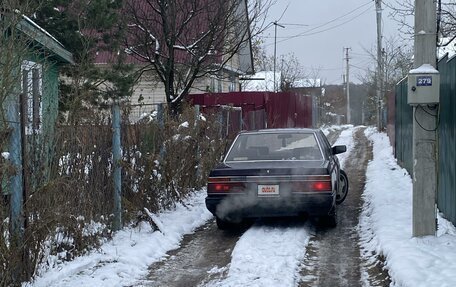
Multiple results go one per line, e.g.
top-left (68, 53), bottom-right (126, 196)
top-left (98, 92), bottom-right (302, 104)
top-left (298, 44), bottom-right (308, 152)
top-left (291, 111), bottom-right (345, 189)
top-left (27, 126), bottom-right (456, 287)
top-left (321, 124), bottom-right (352, 137)
top-left (209, 222), bottom-right (312, 287)
top-left (331, 125), bottom-right (358, 169)
top-left (321, 124), bottom-right (359, 168)
top-left (209, 125), bottom-right (359, 287)
top-left (27, 191), bottom-right (212, 287)
top-left (360, 128), bottom-right (456, 287)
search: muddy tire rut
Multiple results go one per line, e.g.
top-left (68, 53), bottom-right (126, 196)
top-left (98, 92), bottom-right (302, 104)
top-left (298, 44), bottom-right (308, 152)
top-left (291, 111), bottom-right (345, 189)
top-left (132, 220), bottom-right (247, 287)
top-left (298, 127), bottom-right (390, 287)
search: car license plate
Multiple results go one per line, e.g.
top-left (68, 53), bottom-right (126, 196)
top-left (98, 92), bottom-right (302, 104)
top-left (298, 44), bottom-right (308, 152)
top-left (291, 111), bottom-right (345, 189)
top-left (258, 184), bottom-right (279, 196)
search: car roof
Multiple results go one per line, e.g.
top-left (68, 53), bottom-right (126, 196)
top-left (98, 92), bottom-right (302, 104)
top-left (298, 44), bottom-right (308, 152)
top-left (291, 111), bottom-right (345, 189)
top-left (238, 128), bottom-right (320, 134)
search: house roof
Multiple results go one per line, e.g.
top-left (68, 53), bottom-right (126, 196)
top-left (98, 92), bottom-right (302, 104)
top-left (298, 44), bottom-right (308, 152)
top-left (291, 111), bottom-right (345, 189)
top-left (94, 0), bottom-right (253, 75)
top-left (17, 15), bottom-right (74, 64)
top-left (241, 71), bottom-right (282, 92)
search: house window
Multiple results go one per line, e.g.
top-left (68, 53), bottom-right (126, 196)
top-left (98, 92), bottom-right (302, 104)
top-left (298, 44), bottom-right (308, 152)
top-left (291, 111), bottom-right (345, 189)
top-left (21, 61), bottom-right (42, 134)
top-left (217, 76), bottom-right (222, 92)
top-left (210, 76), bottom-right (216, 92)
top-left (229, 76), bottom-right (237, 92)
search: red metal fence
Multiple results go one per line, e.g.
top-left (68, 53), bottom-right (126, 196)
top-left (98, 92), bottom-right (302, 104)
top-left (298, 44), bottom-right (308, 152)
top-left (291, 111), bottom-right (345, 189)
top-left (189, 91), bottom-right (313, 135)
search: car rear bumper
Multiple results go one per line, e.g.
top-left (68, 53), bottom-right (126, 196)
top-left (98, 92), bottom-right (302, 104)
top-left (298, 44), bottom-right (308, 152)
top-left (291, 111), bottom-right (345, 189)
top-left (205, 193), bottom-right (335, 219)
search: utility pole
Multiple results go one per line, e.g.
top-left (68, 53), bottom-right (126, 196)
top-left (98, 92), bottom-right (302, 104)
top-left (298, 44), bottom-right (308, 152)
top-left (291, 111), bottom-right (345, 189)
top-left (375, 0), bottom-right (383, 130)
top-left (410, 0), bottom-right (438, 237)
top-left (273, 21), bottom-right (285, 92)
top-left (344, 47), bottom-right (351, 124)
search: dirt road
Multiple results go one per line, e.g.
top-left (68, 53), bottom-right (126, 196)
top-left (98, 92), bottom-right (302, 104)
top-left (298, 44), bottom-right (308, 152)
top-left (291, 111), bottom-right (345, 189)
top-left (133, 127), bottom-right (391, 287)
top-left (133, 221), bottom-right (248, 287)
top-left (299, 128), bottom-right (390, 287)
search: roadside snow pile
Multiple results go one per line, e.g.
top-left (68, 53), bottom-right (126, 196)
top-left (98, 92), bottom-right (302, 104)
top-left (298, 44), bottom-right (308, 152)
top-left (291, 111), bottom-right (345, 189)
top-left (331, 125), bottom-right (358, 169)
top-left (211, 222), bottom-right (311, 287)
top-left (27, 190), bottom-right (212, 287)
top-left (360, 128), bottom-right (456, 287)
top-left (321, 124), bottom-right (353, 136)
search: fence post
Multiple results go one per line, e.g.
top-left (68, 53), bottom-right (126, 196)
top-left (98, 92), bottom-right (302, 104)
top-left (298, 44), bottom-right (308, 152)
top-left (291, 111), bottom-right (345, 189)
top-left (112, 102), bottom-right (122, 231)
top-left (6, 94), bottom-right (25, 281)
top-left (157, 103), bottom-right (164, 129)
top-left (239, 108), bottom-right (243, 131)
top-left (157, 104), bottom-right (165, 158)
top-left (194, 105), bottom-right (202, 183)
top-left (6, 96), bottom-right (24, 239)
top-left (218, 110), bottom-right (223, 138)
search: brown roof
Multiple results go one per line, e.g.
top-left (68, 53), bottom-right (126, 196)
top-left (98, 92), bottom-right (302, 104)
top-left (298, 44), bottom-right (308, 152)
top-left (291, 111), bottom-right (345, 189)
top-left (94, 0), bottom-right (225, 66)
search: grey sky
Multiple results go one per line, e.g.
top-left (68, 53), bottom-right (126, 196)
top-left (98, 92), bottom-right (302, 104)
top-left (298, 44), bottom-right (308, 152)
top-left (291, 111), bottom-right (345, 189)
top-left (261, 0), bottom-right (409, 85)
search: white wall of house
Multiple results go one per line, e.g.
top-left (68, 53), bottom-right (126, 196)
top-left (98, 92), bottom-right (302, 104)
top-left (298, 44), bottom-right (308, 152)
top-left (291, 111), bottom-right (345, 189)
top-left (129, 68), bottom-right (240, 121)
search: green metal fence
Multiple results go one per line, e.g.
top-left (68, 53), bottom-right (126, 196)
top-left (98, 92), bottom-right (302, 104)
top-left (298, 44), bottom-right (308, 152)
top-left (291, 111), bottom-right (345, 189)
top-left (437, 55), bottom-right (456, 224)
top-left (394, 78), bottom-right (413, 175)
top-left (394, 55), bottom-right (456, 225)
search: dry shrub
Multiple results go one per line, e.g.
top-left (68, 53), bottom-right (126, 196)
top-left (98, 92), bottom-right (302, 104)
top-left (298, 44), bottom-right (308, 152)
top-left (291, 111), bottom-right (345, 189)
top-left (122, 104), bottom-right (227, 216)
top-left (0, 104), bottom-right (227, 285)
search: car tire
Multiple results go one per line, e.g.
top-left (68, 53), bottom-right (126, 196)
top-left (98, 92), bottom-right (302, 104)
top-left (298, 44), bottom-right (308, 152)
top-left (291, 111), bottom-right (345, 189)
top-left (215, 216), bottom-right (237, 230)
top-left (336, 170), bottom-right (349, 205)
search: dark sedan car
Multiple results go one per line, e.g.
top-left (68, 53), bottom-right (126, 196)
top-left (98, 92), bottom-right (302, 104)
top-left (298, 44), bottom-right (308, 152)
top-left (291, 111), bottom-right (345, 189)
top-left (205, 128), bottom-right (348, 229)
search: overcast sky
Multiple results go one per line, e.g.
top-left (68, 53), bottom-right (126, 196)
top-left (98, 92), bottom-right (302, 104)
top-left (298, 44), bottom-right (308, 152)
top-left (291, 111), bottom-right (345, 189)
top-left (261, 0), bottom-right (412, 85)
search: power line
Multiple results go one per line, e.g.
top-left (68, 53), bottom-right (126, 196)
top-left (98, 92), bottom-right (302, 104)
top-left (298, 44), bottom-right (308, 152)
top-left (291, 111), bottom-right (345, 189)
top-left (298, 1), bottom-right (372, 33)
top-left (279, 23), bottom-right (309, 27)
top-left (277, 2), bottom-right (290, 23)
top-left (317, 66), bottom-right (345, 71)
top-left (264, 4), bottom-right (373, 46)
top-left (350, 63), bottom-right (370, 71)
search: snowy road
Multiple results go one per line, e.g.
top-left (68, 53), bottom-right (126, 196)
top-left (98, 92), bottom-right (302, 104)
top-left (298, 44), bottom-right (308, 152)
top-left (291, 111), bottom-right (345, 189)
top-left (134, 220), bottom-right (246, 287)
top-left (129, 126), bottom-right (389, 287)
top-left (299, 127), bottom-right (390, 287)
top-left (28, 126), bottom-right (456, 287)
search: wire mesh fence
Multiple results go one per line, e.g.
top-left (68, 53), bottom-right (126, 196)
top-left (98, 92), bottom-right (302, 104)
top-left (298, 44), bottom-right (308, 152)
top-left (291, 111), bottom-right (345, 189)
top-left (0, 102), bottom-right (234, 284)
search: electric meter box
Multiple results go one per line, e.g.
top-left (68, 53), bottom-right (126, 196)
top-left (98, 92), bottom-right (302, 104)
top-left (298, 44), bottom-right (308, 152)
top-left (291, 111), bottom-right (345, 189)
top-left (407, 68), bottom-right (440, 105)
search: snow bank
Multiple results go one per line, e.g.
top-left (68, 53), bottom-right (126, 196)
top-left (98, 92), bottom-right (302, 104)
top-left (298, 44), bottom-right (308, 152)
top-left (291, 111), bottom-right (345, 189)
top-left (331, 125), bottom-right (358, 169)
top-left (360, 128), bottom-right (456, 287)
top-left (26, 191), bottom-right (212, 287)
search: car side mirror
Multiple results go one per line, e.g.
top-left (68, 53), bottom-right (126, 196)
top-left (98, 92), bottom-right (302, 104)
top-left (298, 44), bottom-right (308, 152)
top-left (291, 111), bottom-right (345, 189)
top-left (332, 145), bottom-right (347, 155)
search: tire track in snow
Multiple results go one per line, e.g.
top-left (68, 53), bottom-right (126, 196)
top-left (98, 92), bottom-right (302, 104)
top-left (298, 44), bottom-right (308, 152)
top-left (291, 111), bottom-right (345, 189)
top-left (206, 220), bottom-right (312, 287)
top-left (134, 220), bottom-right (247, 287)
top-left (205, 128), bottom-right (349, 287)
top-left (299, 126), bottom-right (376, 287)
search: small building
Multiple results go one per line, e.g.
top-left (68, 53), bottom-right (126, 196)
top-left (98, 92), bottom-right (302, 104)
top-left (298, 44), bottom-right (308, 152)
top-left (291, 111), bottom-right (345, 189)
top-left (1, 13), bottom-right (73, 196)
top-left (93, 0), bottom-right (254, 122)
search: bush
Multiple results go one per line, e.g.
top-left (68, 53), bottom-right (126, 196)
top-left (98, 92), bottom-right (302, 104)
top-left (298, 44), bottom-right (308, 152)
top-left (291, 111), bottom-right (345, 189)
top-left (0, 104), bottom-right (227, 285)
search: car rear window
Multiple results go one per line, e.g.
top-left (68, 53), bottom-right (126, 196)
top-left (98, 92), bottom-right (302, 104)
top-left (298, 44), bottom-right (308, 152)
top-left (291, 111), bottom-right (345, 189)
top-left (225, 132), bottom-right (323, 161)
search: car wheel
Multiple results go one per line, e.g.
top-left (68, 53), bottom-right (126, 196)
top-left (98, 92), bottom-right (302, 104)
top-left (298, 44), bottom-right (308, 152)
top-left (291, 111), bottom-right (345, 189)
top-left (336, 170), bottom-right (349, 204)
top-left (215, 216), bottom-right (238, 230)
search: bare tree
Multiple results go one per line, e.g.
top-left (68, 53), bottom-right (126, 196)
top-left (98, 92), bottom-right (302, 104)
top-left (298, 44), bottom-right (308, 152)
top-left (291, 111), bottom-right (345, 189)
top-left (439, 2), bottom-right (456, 45)
top-left (249, 41), bottom-right (319, 92)
top-left (382, 37), bottom-right (414, 93)
top-left (358, 36), bottom-right (413, 124)
top-left (387, 0), bottom-right (456, 47)
top-left (124, 0), bottom-right (274, 113)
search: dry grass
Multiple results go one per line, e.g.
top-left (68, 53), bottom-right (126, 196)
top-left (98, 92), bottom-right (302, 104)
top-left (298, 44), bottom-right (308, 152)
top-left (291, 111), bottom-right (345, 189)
top-left (0, 104), bottom-right (227, 285)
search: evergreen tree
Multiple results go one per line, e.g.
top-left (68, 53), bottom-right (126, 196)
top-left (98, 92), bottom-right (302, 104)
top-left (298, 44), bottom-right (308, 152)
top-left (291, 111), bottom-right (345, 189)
top-left (34, 0), bottom-right (136, 121)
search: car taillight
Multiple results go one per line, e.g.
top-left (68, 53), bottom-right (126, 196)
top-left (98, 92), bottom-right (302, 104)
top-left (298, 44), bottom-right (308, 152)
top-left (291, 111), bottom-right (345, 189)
top-left (311, 181), bottom-right (332, 191)
top-left (207, 177), bottom-right (245, 193)
top-left (292, 176), bottom-right (332, 192)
